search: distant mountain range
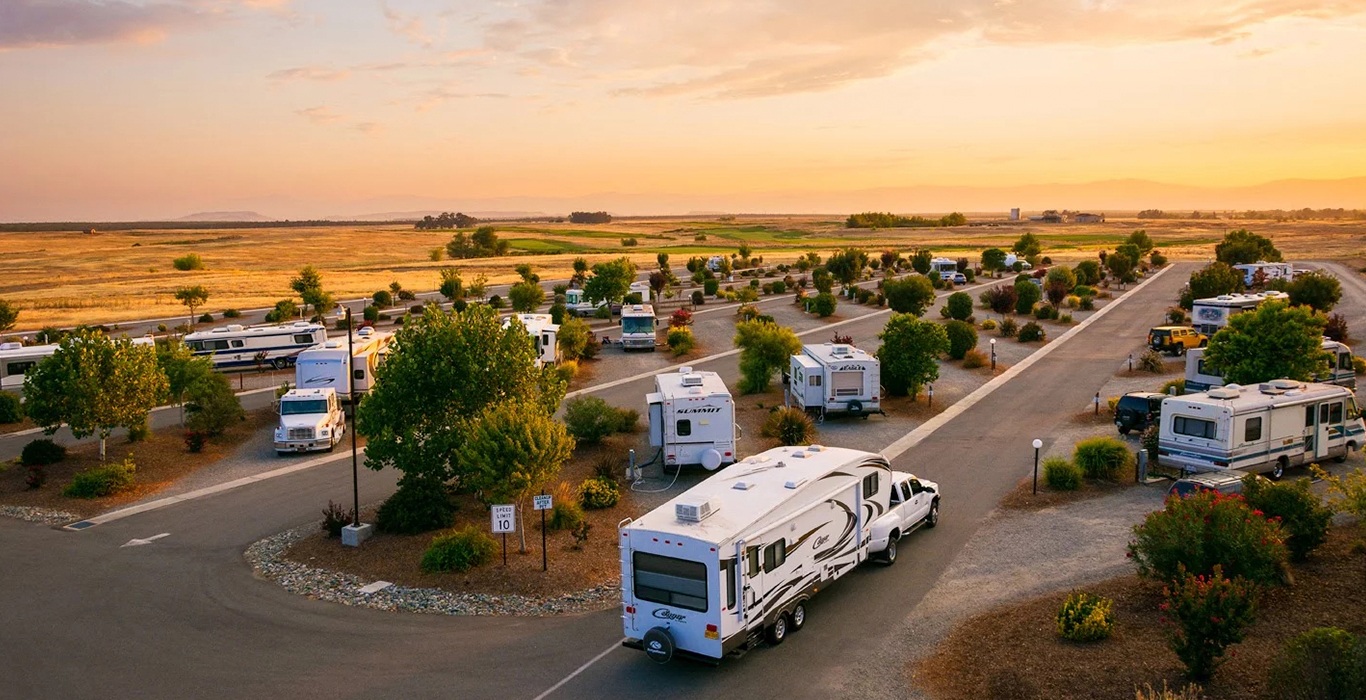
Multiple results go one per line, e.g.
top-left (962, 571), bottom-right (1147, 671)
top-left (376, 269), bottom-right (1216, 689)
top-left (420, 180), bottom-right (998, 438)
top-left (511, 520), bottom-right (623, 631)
top-left (175, 210), bottom-right (276, 222)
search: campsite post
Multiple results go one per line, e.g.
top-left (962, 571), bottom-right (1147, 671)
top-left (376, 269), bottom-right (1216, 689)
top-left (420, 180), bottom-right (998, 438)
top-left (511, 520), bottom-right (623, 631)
top-left (990, 338), bottom-right (996, 371)
top-left (1032, 438), bottom-right (1043, 495)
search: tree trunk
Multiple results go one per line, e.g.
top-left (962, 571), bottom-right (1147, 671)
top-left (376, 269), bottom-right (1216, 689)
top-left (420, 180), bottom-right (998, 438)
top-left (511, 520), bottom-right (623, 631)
top-left (517, 502), bottom-right (528, 554)
top-left (99, 436), bottom-right (107, 462)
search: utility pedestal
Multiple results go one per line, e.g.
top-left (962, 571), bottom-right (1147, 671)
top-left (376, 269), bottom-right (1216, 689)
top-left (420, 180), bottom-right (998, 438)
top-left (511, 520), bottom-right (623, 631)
top-left (342, 523), bottom-right (374, 547)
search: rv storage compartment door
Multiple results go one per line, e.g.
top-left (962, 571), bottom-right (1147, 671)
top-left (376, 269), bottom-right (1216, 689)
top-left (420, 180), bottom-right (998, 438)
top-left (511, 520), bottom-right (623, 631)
top-left (831, 370), bottom-right (863, 398)
top-left (647, 393), bottom-right (664, 448)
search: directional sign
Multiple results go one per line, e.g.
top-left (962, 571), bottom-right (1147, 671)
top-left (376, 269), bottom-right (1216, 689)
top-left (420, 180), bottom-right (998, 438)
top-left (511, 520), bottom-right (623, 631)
top-left (533, 494), bottom-right (553, 511)
top-left (491, 504), bottom-right (516, 533)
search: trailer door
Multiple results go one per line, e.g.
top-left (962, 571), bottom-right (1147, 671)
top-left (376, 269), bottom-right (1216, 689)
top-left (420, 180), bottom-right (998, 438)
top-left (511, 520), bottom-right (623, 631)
top-left (1313, 402), bottom-right (1335, 459)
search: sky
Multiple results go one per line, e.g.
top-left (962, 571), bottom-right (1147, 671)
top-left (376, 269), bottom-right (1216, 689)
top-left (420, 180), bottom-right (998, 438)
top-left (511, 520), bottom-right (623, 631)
top-left (2, 0), bottom-right (1366, 220)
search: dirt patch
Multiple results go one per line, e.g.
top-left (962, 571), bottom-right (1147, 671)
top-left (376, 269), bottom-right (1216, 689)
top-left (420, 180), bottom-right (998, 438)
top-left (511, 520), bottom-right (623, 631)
top-left (0, 419), bottom-right (38, 436)
top-left (913, 526), bottom-right (1366, 700)
top-left (0, 409), bottom-right (274, 518)
top-left (998, 474), bottom-right (1142, 512)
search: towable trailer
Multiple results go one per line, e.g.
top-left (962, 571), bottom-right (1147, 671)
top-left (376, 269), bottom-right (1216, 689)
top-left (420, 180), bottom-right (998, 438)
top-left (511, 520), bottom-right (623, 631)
top-left (183, 321), bottom-right (326, 371)
top-left (294, 327), bottom-right (393, 403)
top-left (1185, 340), bottom-right (1355, 393)
top-left (1190, 291), bottom-right (1289, 336)
top-left (503, 313), bottom-right (559, 367)
top-left (787, 343), bottom-right (883, 420)
top-left (647, 368), bottom-right (738, 470)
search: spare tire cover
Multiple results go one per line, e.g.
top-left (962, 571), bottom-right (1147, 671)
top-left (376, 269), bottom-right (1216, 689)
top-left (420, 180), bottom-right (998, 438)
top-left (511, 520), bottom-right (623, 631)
top-left (644, 626), bottom-right (675, 664)
top-left (701, 449), bottom-right (723, 471)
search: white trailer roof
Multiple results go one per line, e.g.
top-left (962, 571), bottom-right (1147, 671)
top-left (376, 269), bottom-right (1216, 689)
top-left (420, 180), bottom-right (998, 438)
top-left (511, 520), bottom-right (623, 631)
top-left (801, 343), bottom-right (875, 366)
top-left (184, 321), bottom-right (322, 342)
top-left (654, 367), bottom-right (730, 400)
top-left (1192, 291), bottom-right (1289, 308)
top-left (503, 313), bottom-right (559, 334)
top-left (1173, 380), bottom-right (1353, 413)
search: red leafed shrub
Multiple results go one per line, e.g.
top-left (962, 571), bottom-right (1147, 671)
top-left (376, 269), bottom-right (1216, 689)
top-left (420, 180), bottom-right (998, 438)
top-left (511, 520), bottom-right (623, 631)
top-left (1161, 565), bottom-right (1259, 682)
top-left (669, 309), bottom-right (693, 328)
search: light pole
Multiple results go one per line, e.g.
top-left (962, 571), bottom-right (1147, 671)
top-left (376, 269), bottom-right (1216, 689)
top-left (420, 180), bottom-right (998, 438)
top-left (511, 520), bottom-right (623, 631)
top-left (990, 338), bottom-right (997, 371)
top-left (927, 384), bottom-right (934, 409)
top-left (1032, 438), bottom-right (1043, 495)
top-left (1128, 353), bottom-right (1133, 372)
top-left (347, 307), bottom-right (359, 528)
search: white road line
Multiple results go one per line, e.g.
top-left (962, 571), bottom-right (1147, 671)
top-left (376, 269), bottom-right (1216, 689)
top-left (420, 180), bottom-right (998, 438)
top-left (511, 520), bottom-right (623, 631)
top-left (5, 386), bottom-right (277, 440)
top-left (532, 639), bottom-right (626, 700)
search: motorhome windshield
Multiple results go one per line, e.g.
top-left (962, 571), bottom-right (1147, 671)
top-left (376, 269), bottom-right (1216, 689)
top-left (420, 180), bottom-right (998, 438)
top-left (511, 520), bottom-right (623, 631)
top-left (633, 551), bottom-right (708, 612)
top-left (622, 317), bottom-right (655, 335)
top-left (280, 399), bottom-right (328, 415)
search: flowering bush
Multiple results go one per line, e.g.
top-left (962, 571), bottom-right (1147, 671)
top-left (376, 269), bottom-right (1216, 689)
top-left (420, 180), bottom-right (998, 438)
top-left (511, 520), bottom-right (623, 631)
top-left (1161, 565), bottom-right (1258, 681)
top-left (1055, 591), bottom-right (1114, 642)
top-left (668, 308), bottom-right (693, 328)
top-left (1128, 490), bottom-right (1288, 586)
top-left (666, 327), bottom-right (696, 356)
top-left (1240, 474), bottom-right (1333, 561)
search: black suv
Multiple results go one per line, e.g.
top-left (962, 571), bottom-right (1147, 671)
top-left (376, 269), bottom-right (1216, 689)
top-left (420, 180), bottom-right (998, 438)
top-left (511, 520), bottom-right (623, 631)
top-left (1114, 391), bottom-right (1165, 435)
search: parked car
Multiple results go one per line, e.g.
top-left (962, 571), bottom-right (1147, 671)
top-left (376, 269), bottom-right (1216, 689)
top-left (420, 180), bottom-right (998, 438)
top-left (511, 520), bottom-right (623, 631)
top-left (1148, 326), bottom-right (1208, 355)
top-left (1115, 391), bottom-right (1165, 435)
top-left (952, 273), bottom-right (967, 285)
top-left (1168, 471), bottom-right (1264, 498)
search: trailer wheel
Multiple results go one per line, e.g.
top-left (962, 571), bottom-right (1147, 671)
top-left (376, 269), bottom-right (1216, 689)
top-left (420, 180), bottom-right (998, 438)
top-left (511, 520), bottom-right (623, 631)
top-left (790, 602), bottom-right (807, 632)
top-left (765, 614), bottom-right (789, 645)
top-left (847, 400), bottom-right (864, 417)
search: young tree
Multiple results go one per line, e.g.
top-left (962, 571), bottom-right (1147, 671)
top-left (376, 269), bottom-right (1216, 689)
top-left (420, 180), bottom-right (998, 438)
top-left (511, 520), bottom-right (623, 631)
top-left (981, 248), bottom-right (1007, 276)
top-left (733, 320), bottom-right (801, 394)
top-left (184, 372), bottom-right (245, 436)
top-left (1215, 229), bottom-right (1282, 265)
top-left (1014, 279), bottom-right (1041, 315)
top-left (877, 315), bottom-right (948, 398)
top-left (290, 265), bottom-right (333, 319)
top-left (557, 316), bottom-right (597, 361)
top-left (0, 299), bottom-right (19, 333)
top-left (174, 285), bottom-right (209, 324)
top-left (468, 273), bottom-right (488, 299)
top-left (509, 281), bottom-right (545, 313)
top-left (583, 257), bottom-right (638, 305)
top-left (438, 268), bottom-right (463, 302)
top-left (264, 299), bottom-right (298, 323)
top-left (911, 249), bottom-right (933, 275)
top-left (1043, 267), bottom-right (1077, 307)
top-left (883, 276), bottom-right (936, 316)
top-left (648, 270), bottom-right (669, 299)
top-left (825, 248), bottom-right (868, 286)
top-left (812, 268), bottom-right (834, 293)
top-left (1203, 300), bottom-right (1328, 385)
top-left (986, 285), bottom-right (1018, 319)
top-left (157, 341), bottom-right (213, 425)
top-left (945, 291), bottom-right (974, 321)
top-left (24, 330), bottom-right (168, 460)
top-left (571, 257), bottom-right (589, 287)
top-left (1012, 232), bottom-right (1043, 259)
top-left (1126, 229), bottom-right (1155, 254)
top-left (1072, 260), bottom-right (1102, 286)
top-left (656, 252), bottom-right (670, 273)
top-left (1187, 262), bottom-right (1243, 301)
top-left (456, 400), bottom-right (575, 553)
top-left (879, 250), bottom-right (901, 272)
top-left (1286, 271), bottom-right (1342, 312)
top-left (1105, 252), bottom-right (1136, 286)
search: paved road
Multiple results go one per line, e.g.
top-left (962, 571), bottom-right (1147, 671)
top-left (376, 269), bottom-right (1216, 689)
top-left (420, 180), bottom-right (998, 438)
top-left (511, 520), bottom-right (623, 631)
top-left (0, 264), bottom-right (1192, 699)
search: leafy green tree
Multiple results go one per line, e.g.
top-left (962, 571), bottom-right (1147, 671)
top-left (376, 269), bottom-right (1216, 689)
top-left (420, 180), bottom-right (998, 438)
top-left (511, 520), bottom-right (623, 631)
top-left (455, 400), bottom-right (574, 553)
top-left (1072, 260), bottom-right (1101, 286)
top-left (24, 330), bottom-right (168, 460)
top-left (911, 249), bottom-right (933, 275)
top-left (1215, 229), bottom-right (1282, 265)
top-left (945, 291), bottom-right (973, 321)
top-left (509, 281), bottom-right (545, 313)
top-left (290, 265), bottom-right (333, 319)
top-left (944, 320), bottom-right (978, 360)
top-left (514, 263), bottom-right (539, 284)
top-left (1187, 263), bottom-right (1245, 303)
top-left (438, 268), bottom-right (463, 302)
top-left (1286, 271), bottom-right (1342, 312)
top-left (734, 320), bottom-right (801, 394)
top-left (571, 257), bottom-right (589, 287)
top-left (1126, 229), bottom-right (1155, 254)
top-left (584, 257), bottom-right (638, 305)
top-left (1203, 300), bottom-right (1328, 385)
top-left (468, 273), bottom-right (488, 299)
top-left (877, 315), bottom-right (948, 398)
top-left (557, 316), bottom-right (597, 361)
top-left (184, 372), bottom-right (244, 436)
top-left (1105, 251), bottom-right (1136, 285)
top-left (1014, 279), bottom-right (1041, 315)
top-left (1115, 243), bottom-right (1142, 267)
top-left (940, 212), bottom-right (967, 227)
top-left (1012, 233), bottom-right (1042, 259)
top-left (656, 252), bottom-right (670, 273)
top-left (810, 291), bottom-right (837, 317)
top-left (883, 275), bottom-right (936, 316)
top-left (825, 248), bottom-right (868, 286)
top-left (812, 268), bottom-right (834, 293)
top-left (1043, 267), bottom-right (1077, 307)
top-left (981, 248), bottom-right (1007, 275)
top-left (157, 341), bottom-right (213, 425)
top-left (879, 250), bottom-right (901, 271)
top-left (264, 299), bottom-right (298, 323)
top-left (738, 243), bottom-right (752, 261)
top-left (373, 290), bottom-right (393, 308)
top-left (0, 299), bottom-right (17, 333)
top-left (174, 285), bottom-right (209, 324)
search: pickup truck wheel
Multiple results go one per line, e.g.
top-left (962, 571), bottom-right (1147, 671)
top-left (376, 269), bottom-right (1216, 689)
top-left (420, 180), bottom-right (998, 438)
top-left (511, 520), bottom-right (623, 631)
top-left (765, 614), bottom-right (789, 645)
top-left (882, 538), bottom-right (898, 566)
top-left (790, 602), bottom-right (807, 631)
top-left (926, 499), bottom-right (940, 528)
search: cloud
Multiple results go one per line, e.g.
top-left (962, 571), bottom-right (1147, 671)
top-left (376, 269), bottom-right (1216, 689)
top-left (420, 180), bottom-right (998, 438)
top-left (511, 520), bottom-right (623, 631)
top-left (269, 66), bottom-right (351, 82)
top-left (296, 106), bottom-right (344, 124)
top-left (381, 1), bottom-right (433, 47)
top-left (0, 0), bottom-right (296, 50)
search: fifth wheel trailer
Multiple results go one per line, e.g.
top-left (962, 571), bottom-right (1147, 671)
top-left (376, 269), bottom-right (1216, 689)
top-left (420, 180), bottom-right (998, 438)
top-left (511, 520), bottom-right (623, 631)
top-left (294, 327), bottom-right (393, 403)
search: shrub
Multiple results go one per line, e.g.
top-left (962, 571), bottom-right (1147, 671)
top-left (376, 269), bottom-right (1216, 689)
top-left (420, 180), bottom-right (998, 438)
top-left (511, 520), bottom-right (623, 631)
top-left (21, 438), bottom-right (65, 466)
top-left (372, 290), bottom-right (393, 308)
top-left (1133, 683), bottom-right (1207, 700)
top-left (1074, 436), bottom-right (1134, 480)
top-left (157, 323), bottom-right (168, 333)
top-left (979, 319), bottom-right (997, 331)
top-left (811, 292), bottom-right (837, 317)
top-left (667, 327), bottom-right (695, 356)
top-left (1162, 565), bottom-right (1258, 682)
top-left (999, 316), bottom-right (1018, 338)
top-left (172, 253), bottom-right (205, 271)
top-left (1142, 424), bottom-right (1160, 463)
top-left (1166, 307), bottom-right (1188, 325)
top-left (1129, 490), bottom-right (1288, 586)
top-left (422, 526), bottom-right (498, 573)
top-left (771, 279), bottom-right (787, 294)
top-left (1034, 304), bottom-right (1052, 320)
top-left (362, 305), bottom-right (380, 323)
top-left (398, 289), bottom-right (417, 301)
top-left (184, 430), bottom-right (208, 453)
top-left (557, 317), bottom-right (596, 362)
top-left (564, 396), bottom-right (620, 443)
top-left (375, 481), bottom-right (455, 535)
top-left (1355, 357), bottom-right (1366, 376)
top-left (1241, 475), bottom-right (1333, 561)
top-left (0, 392), bottom-right (23, 424)
top-left (962, 349), bottom-right (988, 369)
top-left (63, 455), bottom-right (137, 498)
top-left (944, 320), bottom-right (978, 360)
top-left (1159, 378), bottom-right (1185, 396)
top-left (1139, 349), bottom-right (1165, 373)
top-left (321, 500), bottom-right (354, 537)
top-left (1058, 313), bottom-right (1074, 324)
top-left (553, 359), bottom-right (579, 385)
top-left (703, 278), bottom-right (720, 296)
top-left (1056, 591), bottom-right (1114, 642)
top-left (1266, 627), bottom-right (1365, 700)
top-left (580, 476), bottom-right (620, 510)
top-left (944, 291), bottom-right (974, 321)
top-left (669, 308), bottom-right (693, 328)
top-left (488, 294), bottom-right (503, 309)
top-left (196, 312), bottom-right (213, 324)
top-left (548, 501), bottom-right (586, 531)
top-left (614, 407), bottom-right (640, 433)
top-left (1017, 321), bottom-right (1045, 343)
top-left (1079, 296), bottom-right (1095, 311)
top-left (222, 308), bottom-right (241, 318)
top-left (1324, 313), bottom-right (1350, 343)
top-left (1043, 457), bottom-right (1083, 491)
top-left (762, 407), bottom-right (817, 446)
top-left (25, 465), bottom-right (46, 489)
top-left (691, 290), bottom-right (704, 306)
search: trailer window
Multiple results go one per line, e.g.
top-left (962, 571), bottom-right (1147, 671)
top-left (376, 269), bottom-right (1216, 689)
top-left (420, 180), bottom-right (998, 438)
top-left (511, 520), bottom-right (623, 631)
top-left (1307, 406), bottom-right (1317, 427)
top-left (1341, 354), bottom-right (1354, 371)
top-left (745, 546), bottom-right (759, 577)
top-left (676, 420), bottom-right (692, 437)
top-left (231, 340), bottom-right (245, 348)
top-left (762, 540), bottom-right (786, 573)
top-left (1330, 402), bottom-right (1344, 424)
top-left (633, 552), bottom-right (708, 613)
top-left (293, 333), bottom-right (315, 344)
top-left (353, 368), bottom-right (365, 381)
top-left (722, 559), bottom-right (736, 610)
top-left (1243, 417), bottom-right (1262, 442)
top-left (209, 340), bottom-right (230, 351)
top-left (5, 360), bottom-right (37, 376)
top-left (809, 375), bottom-right (822, 387)
top-left (1173, 416), bottom-right (1217, 439)
top-left (862, 472), bottom-right (879, 498)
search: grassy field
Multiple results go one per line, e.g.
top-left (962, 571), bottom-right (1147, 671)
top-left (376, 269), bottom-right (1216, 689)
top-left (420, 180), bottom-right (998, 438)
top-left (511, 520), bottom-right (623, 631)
top-left (1, 215), bottom-right (1363, 330)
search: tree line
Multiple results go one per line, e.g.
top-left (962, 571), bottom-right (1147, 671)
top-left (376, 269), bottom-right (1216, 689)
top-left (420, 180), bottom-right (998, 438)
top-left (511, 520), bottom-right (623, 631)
top-left (845, 212), bottom-right (968, 229)
top-left (568, 211), bottom-right (612, 224)
top-left (415, 212), bottom-right (481, 230)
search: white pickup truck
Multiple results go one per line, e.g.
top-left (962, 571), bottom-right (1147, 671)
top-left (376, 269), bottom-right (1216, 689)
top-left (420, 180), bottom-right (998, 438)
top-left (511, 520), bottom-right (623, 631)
top-left (869, 471), bottom-right (941, 565)
top-left (273, 388), bottom-right (345, 454)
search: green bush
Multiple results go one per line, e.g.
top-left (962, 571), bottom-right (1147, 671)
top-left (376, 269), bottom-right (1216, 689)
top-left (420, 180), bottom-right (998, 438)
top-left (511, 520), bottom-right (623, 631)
top-left (1056, 591), bottom-right (1114, 642)
top-left (1355, 357), bottom-right (1366, 376)
top-left (1043, 457), bottom-right (1083, 491)
top-left (811, 292), bottom-right (837, 317)
top-left (667, 327), bottom-right (695, 356)
top-left (1241, 475), bottom-right (1334, 561)
top-left (613, 407), bottom-right (639, 433)
top-left (1139, 349), bottom-right (1165, 373)
top-left (362, 305), bottom-right (380, 323)
top-left (1266, 627), bottom-right (1365, 700)
top-left (198, 313), bottom-right (214, 323)
top-left (580, 476), bottom-right (620, 510)
top-left (761, 407), bottom-right (817, 446)
top-left (999, 316), bottom-right (1018, 338)
top-left (1163, 565), bottom-right (1258, 682)
top-left (1159, 378), bottom-right (1185, 396)
top-left (375, 481), bottom-right (455, 535)
top-left (979, 319), bottom-right (997, 331)
top-left (1128, 490), bottom-right (1288, 586)
top-left (222, 308), bottom-right (242, 318)
top-left (172, 253), bottom-right (205, 271)
top-left (1034, 304), bottom-right (1052, 320)
top-left (488, 294), bottom-right (504, 309)
top-left (21, 438), bottom-right (66, 466)
top-left (548, 501), bottom-right (586, 531)
top-left (563, 396), bottom-right (620, 444)
top-left (944, 320), bottom-right (978, 360)
top-left (1017, 321), bottom-right (1046, 343)
top-left (945, 291), bottom-right (974, 321)
top-left (703, 279), bottom-right (719, 296)
top-left (0, 392), bottom-right (23, 424)
top-left (321, 500), bottom-right (353, 537)
top-left (63, 455), bottom-right (136, 498)
top-left (1073, 436), bottom-right (1134, 480)
top-left (421, 526), bottom-right (498, 573)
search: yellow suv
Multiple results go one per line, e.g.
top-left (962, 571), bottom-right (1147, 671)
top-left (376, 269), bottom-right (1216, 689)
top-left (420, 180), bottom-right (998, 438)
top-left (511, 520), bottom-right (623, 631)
top-left (1148, 326), bottom-right (1208, 355)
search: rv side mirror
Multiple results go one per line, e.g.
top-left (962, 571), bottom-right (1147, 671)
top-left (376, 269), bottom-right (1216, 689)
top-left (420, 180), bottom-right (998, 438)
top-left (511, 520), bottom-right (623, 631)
top-left (272, 400), bottom-right (280, 414)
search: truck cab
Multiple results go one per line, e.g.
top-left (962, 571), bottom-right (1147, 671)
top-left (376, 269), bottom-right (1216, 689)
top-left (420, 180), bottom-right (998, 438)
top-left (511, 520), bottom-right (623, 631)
top-left (869, 471), bottom-right (940, 564)
top-left (274, 388), bottom-right (345, 454)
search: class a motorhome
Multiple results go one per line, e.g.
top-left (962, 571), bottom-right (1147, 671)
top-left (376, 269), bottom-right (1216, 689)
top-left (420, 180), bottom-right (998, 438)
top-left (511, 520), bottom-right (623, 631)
top-left (502, 313), bottom-right (559, 367)
top-left (930, 257), bottom-right (958, 279)
top-left (1232, 261), bottom-right (1295, 287)
top-left (1190, 291), bottom-right (1289, 336)
top-left (183, 321), bottom-right (327, 371)
top-left (1157, 379), bottom-right (1364, 479)
top-left (294, 327), bottom-right (393, 403)
top-left (787, 343), bottom-right (883, 419)
top-left (620, 445), bottom-right (894, 664)
top-left (620, 304), bottom-right (658, 351)
top-left (647, 368), bottom-right (738, 470)
top-left (1185, 340), bottom-right (1355, 393)
top-left (2, 335), bottom-right (155, 392)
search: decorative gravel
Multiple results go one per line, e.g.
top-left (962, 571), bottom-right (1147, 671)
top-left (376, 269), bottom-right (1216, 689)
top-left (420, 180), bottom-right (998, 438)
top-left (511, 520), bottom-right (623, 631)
top-left (245, 523), bottom-right (620, 617)
top-left (0, 505), bottom-right (80, 526)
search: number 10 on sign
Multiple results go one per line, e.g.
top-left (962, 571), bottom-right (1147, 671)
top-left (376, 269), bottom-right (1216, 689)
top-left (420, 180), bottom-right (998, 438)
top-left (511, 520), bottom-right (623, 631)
top-left (491, 504), bottom-right (516, 533)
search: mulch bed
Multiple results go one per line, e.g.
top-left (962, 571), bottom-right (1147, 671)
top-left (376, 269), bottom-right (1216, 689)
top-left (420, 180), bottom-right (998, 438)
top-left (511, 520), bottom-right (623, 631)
top-left (0, 418), bottom-right (38, 436)
top-left (912, 526), bottom-right (1366, 700)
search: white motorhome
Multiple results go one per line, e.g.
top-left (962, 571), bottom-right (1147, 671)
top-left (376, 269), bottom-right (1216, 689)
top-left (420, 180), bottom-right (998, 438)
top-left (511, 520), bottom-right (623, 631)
top-left (183, 321), bottom-right (327, 371)
top-left (647, 368), bottom-right (738, 470)
top-left (629, 280), bottom-right (653, 303)
top-left (503, 313), bottom-right (559, 367)
top-left (1232, 261), bottom-right (1295, 287)
top-left (620, 304), bottom-right (658, 351)
top-left (1190, 291), bottom-right (1289, 336)
top-left (294, 327), bottom-right (393, 403)
top-left (930, 257), bottom-right (958, 280)
top-left (0, 342), bottom-right (59, 391)
top-left (1158, 380), bottom-right (1364, 479)
top-left (787, 343), bottom-right (883, 419)
top-left (620, 445), bottom-right (928, 664)
top-left (273, 388), bottom-right (345, 454)
top-left (565, 288), bottom-right (617, 317)
top-left (1185, 340), bottom-right (1355, 393)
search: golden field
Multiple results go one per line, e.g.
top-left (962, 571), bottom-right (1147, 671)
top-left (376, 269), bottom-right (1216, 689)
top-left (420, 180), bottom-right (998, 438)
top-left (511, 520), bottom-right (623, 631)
top-left (1, 216), bottom-right (1364, 331)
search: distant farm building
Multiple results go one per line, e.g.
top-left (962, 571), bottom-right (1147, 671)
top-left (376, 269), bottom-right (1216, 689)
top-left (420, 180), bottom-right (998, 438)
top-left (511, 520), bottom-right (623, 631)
top-left (1009, 208), bottom-right (1020, 221)
top-left (1074, 213), bottom-right (1105, 223)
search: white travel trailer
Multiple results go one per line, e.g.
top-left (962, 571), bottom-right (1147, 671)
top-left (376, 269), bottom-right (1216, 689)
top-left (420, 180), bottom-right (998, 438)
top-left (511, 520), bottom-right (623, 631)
top-left (0, 342), bottom-right (59, 391)
top-left (620, 304), bottom-right (658, 351)
top-left (565, 288), bottom-right (613, 317)
top-left (1232, 261), bottom-right (1295, 287)
top-left (183, 321), bottom-right (327, 371)
top-left (1002, 253), bottom-right (1032, 270)
top-left (787, 343), bottom-right (883, 419)
top-left (1185, 340), bottom-right (1355, 393)
top-left (647, 368), bottom-right (738, 470)
top-left (503, 313), bottom-right (559, 367)
top-left (1157, 380), bottom-right (1364, 479)
top-left (1190, 291), bottom-right (1289, 336)
top-left (629, 280), bottom-right (653, 303)
top-left (619, 445), bottom-right (907, 664)
top-left (930, 257), bottom-right (958, 279)
top-left (294, 327), bottom-right (393, 403)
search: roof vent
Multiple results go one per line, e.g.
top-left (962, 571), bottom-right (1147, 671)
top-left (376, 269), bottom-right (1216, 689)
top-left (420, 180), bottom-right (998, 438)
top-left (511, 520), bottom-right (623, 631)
top-left (790, 451), bottom-right (807, 459)
top-left (831, 345), bottom-right (851, 356)
top-left (807, 444), bottom-right (825, 452)
top-left (0, 342), bottom-right (21, 351)
top-left (226, 324), bottom-right (244, 332)
top-left (732, 481), bottom-right (754, 491)
top-left (681, 373), bottom-right (704, 387)
top-left (1268, 378), bottom-right (1301, 391)
top-left (784, 479), bottom-right (807, 490)
top-left (675, 497), bottom-right (718, 523)
top-left (1207, 387), bottom-right (1240, 400)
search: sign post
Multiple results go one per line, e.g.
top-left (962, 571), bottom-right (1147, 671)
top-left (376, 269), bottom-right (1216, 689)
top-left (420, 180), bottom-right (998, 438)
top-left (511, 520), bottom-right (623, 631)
top-left (533, 493), bottom-right (553, 572)
top-left (491, 504), bottom-right (516, 566)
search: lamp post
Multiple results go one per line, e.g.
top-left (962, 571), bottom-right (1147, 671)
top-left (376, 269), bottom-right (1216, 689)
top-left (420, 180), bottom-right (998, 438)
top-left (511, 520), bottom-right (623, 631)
top-left (927, 384), bottom-right (934, 409)
top-left (990, 338), bottom-right (997, 371)
top-left (1032, 438), bottom-right (1043, 495)
top-left (1128, 353), bottom-right (1133, 372)
top-left (347, 307), bottom-right (359, 528)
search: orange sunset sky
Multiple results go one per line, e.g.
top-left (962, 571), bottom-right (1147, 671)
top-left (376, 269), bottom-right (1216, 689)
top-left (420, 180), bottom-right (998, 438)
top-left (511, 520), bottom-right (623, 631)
top-left (2, 1), bottom-right (1365, 220)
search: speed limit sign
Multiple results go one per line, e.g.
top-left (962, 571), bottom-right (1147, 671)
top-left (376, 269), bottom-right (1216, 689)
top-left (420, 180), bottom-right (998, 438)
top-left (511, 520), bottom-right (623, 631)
top-left (491, 504), bottom-right (516, 534)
